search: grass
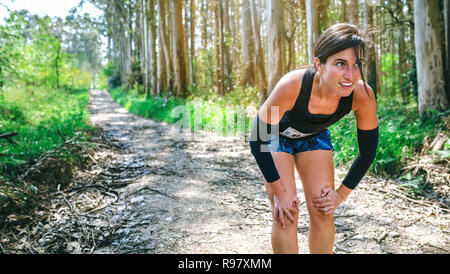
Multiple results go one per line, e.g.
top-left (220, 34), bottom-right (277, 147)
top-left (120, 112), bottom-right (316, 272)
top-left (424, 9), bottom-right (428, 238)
top-left (109, 86), bottom-right (258, 138)
top-left (330, 96), bottom-right (449, 175)
top-left (0, 85), bottom-right (93, 215)
top-left (109, 86), bottom-right (449, 180)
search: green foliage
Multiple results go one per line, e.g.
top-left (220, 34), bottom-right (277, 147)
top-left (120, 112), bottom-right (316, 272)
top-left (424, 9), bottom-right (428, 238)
top-left (103, 62), bottom-right (121, 89)
top-left (110, 86), bottom-right (256, 139)
top-left (111, 84), bottom-right (447, 179)
top-left (381, 53), bottom-right (400, 97)
top-left (0, 10), bottom-right (97, 91)
top-left (0, 180), bottom-right (39, 216)
top-left (0, 86), bottom-right (92, 176)
top-left (330, 95), bottom-right (449, 175)
top-left (398, 173), bottom-right (430, 196)
top-left (0, 86), bottom-right (93, 216)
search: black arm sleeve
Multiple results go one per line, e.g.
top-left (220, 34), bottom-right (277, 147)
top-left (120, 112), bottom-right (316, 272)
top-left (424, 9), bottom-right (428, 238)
top-left (249, 115), bottom-right (280, 183)
top-left (342, 126), bottom-right (379, 190)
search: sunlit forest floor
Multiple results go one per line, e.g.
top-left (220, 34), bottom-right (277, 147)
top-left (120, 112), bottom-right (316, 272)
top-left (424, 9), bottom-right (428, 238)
top-left (1, 89), bottom-right (448, 254)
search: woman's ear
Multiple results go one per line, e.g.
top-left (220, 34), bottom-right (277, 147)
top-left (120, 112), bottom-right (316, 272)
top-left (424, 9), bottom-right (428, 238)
top-left (314, 57), bottom-right (324, 74)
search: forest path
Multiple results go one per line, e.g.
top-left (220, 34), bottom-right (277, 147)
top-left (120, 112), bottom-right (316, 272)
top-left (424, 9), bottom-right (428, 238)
top-left (86, 89), bottom-right (449, 254)
top-left (10, 89), bottom-right (445, 254)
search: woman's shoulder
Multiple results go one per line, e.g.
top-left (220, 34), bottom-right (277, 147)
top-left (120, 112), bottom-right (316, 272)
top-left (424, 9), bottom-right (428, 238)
top-left (263, 68), bottom-right (308, 111)
top-left (274, 68), bottom-right (308, 96)
top-left (351, 80), bottom-right (376, 111)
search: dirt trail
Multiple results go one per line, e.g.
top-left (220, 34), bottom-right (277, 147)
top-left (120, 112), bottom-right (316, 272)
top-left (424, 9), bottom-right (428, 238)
top-left (87, 89), bottom-right (449, 254)
top-left (3, 89), bottom-right (447, 254)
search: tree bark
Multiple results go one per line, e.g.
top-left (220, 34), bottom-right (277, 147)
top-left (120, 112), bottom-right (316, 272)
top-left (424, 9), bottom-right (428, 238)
top-left (349, 0), bottom-right (359, 26)
top-left (364, 2), bottom-right (378, 96)
top-left (340, 0), bottom-right (348, 22)
top-left (267, 0), bottom-right (286, 99)
top-left (444, 0), bottom-right (450, 102)
top-left (214, 1), bottom-right (224, 95)
top-left (250, 0), bottom-right (267, 105)
top-left (414, 0), bottom-right (448, 114)
top-left (222, 0), bottom-right (233, 93)
top-left (149, 0), bottom-right (157, 96)
top-left (190, 0), bottom-right (197, 86)
top-left (171, 0), bottom-right (188, 97)
top-left (240, 0), bottom-right (256, 87)
top-left (157, 0), bottom-right (171, 91)
top-left (397, 0), bottom-right (407, 102)
top-left (55, 40), bottom-right (61, 89)
top-left (306, 0), bottom-right (319, 64)
top-left (184, 1), bottom-right (191, 85)
top-left (318, 0), bottom-right (329, 32)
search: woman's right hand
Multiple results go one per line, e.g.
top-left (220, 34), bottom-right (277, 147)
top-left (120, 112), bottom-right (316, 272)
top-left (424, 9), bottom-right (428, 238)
top-left (273, 190), bottom-right (300, 229)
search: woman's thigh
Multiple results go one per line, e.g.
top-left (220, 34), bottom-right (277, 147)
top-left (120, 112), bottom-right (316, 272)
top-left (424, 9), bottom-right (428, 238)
top-left (293, 150), bottom-right (335, 212)
top-left (264, 151), bottom-right (297, 206)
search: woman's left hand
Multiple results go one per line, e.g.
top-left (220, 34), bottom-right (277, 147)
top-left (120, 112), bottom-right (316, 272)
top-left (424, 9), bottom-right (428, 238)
top-left (312, 187), bottom-right (344, 215)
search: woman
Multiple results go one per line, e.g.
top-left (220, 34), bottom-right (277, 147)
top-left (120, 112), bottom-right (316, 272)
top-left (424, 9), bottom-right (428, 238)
top-left (249, 23), bottom-right (379, 254)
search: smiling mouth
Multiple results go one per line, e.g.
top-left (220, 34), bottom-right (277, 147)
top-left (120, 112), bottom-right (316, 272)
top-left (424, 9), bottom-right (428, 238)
top-left (339, 82), bottom-right (353, 87)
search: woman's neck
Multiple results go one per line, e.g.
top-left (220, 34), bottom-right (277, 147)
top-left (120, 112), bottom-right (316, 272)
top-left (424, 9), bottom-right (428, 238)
top-left (313, 73), bottom-right (340, 101)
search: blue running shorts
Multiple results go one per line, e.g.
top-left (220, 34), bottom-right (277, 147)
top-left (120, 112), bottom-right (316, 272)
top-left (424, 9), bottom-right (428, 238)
top-left (268, 129), bottom-right (334, 155)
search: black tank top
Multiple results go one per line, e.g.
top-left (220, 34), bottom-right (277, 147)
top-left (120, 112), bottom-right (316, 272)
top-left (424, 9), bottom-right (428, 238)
top-left (278, 68), bottom-right (354, 139)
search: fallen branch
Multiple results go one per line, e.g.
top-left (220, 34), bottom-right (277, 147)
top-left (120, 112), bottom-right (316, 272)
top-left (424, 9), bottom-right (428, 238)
top-left (378, 188), bottom-right (450, 214)
top-left (20, 133), bottom-right (81, 181)
top-left (0, 132), bottom-right (18, 144)
top-left (57, 129), bottom-right (66, 142)
top-left (0, 132), bottom-right (17, 139)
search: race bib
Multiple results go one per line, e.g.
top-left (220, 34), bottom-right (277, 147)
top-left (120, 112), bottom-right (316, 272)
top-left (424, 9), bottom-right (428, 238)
top-left (280, 127), bottom-right (314, 138)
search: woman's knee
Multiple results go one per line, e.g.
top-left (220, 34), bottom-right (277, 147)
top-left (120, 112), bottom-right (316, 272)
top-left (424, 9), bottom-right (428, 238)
top-left (272, 210), bottom-right (300, 229)
top-left (306, 203), bottom-right (334, 226)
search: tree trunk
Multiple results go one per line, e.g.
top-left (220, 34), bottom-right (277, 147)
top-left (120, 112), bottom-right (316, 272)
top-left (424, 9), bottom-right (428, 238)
top-left (240, 0), bottom-right (256, 87)
top-left (190, 0), bottom-right (197, 86)
top-left (390, 8), bottom-right (395, 97)
top-left (340, 0), bottom-right (348, 22)
top-left (149, 0), bottom-right (157, 96)
top-left (445, 0), bottom-right (450, 103)
top-left (214, 1), bottom-right (224, 95)
top-left (414, 0), bottom-right (448, 114)
top-left (184, 1), bottom-right (191, 85)
top-left (286, 1), bottom-right (299, 71)
top-left (364, 2), bottom-right (377, 97)
top-left (157, 0), bottom-right (171, 91)
top-left (397, 0), bottom-right (407, 102)
top-left (306, 0), bottom-right (319, 64)
top-left (299, 0), bottom-right (307, 65)
top-left (349, 0), bottom-right (358, 26)
top-left (171, 0), bottom-right (188, 97)
top-left (222, 0), bottom-right (233, 93)
top-left (267, 0), bottom-right (286, 99)
top-left (250, 0), bottom-right (267, 105)
top-left (139, 0), bottom-right (148, 95)
top-left (126, 1), bottom-right (133, 88)
top-left (55, 40), bottom-right (61, 89)
top-left (318, 0), bottom-right (329, 32)
top-left (0, 64), bottom-right (3, 91)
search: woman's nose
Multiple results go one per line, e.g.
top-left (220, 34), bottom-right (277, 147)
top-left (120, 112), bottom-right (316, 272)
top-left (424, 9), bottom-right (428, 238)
top-left (344, 66), bottom-right (360, 81)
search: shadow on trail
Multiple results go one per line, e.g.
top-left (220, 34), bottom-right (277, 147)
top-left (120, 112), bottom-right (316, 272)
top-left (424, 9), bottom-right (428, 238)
top-left (77, 90), bottom-right (449, 254)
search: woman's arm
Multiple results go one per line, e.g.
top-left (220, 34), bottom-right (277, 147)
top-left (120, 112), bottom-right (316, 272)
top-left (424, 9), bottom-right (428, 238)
top-left (249, 70), bottom-right (302, 188)
top-left (249, 71), bottom-right (303, 228)
top-left (338, 82), bottom-right (379, 196)
top-left (313, 82), bottom-right (379, 215)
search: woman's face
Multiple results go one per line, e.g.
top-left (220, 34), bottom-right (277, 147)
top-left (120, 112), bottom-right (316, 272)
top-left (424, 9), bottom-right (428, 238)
top-left (316, 47), bottom-right (364, 97)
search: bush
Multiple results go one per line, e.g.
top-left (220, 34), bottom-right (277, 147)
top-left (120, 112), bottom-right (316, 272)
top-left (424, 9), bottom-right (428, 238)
top-left (330, 95), bottom-right (449, 175)
top-left (109, 86), bottom-right (448, 178)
